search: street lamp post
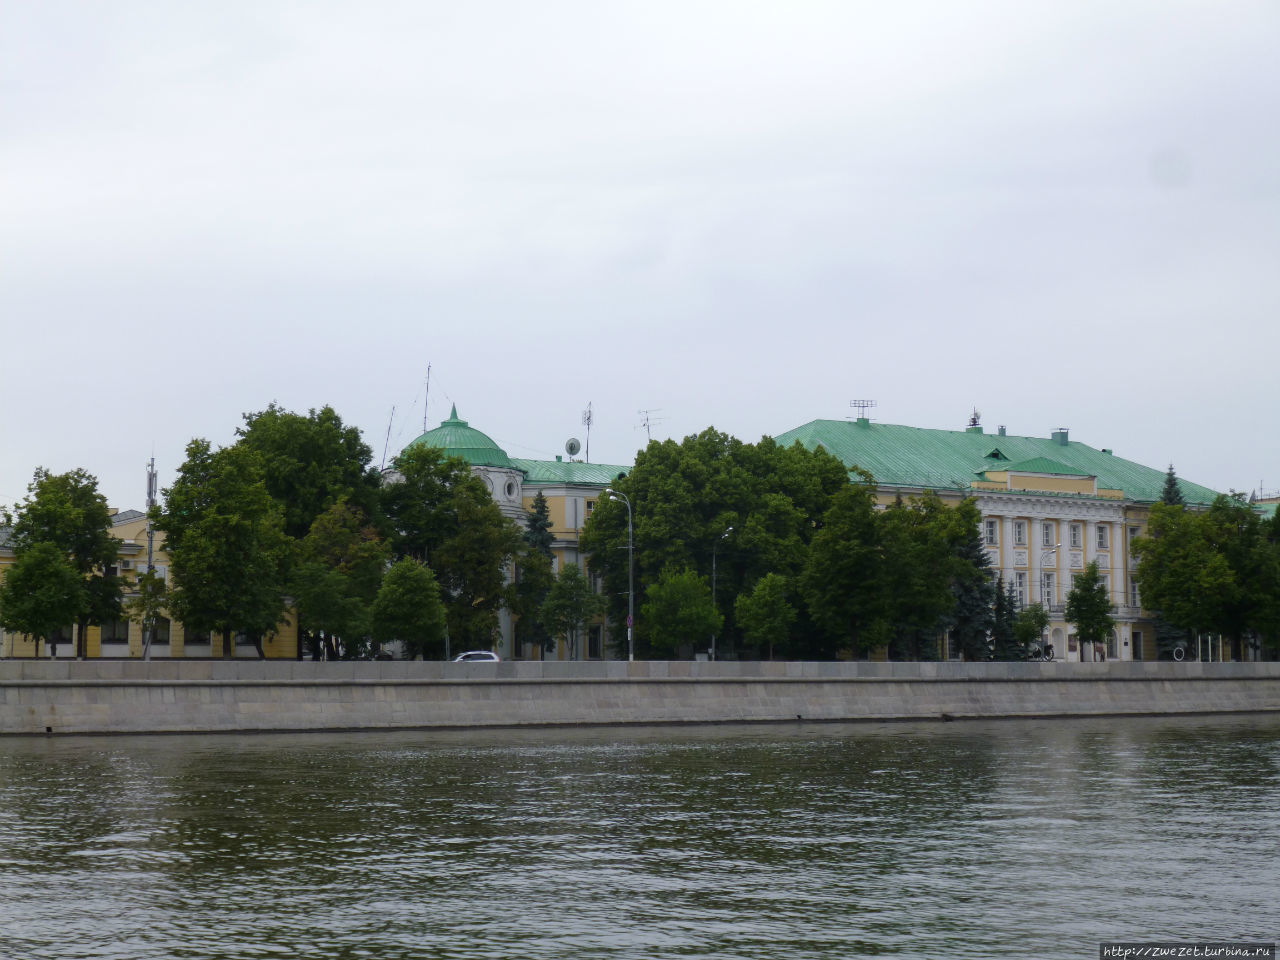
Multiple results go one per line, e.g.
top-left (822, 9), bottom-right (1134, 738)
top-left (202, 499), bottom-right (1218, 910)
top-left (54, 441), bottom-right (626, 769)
top-left (604, 488), bottom-right (634, 662)
top-left (1039, 542), bottom-right (1060, 660)
top-left (710, 526), bottom-right (732, 661)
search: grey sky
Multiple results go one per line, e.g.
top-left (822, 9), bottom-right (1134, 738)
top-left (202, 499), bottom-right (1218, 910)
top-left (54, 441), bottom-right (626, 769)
top-left (3, 2), bottom-right (1278, 511)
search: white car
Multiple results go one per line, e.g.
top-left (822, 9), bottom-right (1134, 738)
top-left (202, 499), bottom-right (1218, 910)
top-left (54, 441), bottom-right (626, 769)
top-left (453, 651), bottom-right (501, 662)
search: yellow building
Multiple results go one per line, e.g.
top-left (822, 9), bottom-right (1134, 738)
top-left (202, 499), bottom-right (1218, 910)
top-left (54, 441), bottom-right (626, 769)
top-left (0, 509), bottom-right (298, 659)
top-left (776, 416), bottom-right (1225, 661)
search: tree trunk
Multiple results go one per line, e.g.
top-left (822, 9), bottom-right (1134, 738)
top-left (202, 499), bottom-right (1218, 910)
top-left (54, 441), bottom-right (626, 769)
top-left (222, 628), bottom-right (234, 660)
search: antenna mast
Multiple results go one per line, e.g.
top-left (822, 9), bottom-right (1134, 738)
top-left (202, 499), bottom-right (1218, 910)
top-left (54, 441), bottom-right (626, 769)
top-left (381, 406), bottom-right (395, 471)
top-left (849, 400), bottom-right (877, 420)
top-left (637, 408), bottom-right (665, 442)
top-left (582, 402), bottom-right (593, 463)
top-left (423, 363), bottom-right (431, 434)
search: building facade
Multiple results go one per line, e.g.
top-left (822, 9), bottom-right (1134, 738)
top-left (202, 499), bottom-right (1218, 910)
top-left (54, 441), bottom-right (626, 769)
top-left (0, 509), bottom-right (299, 659)
top-left (775, 416), bottom-right (1223, 661)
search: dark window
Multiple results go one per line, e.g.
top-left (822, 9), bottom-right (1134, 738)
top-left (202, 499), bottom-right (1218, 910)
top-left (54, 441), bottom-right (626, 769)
top-left (101, 619), bottom-right (130, 644)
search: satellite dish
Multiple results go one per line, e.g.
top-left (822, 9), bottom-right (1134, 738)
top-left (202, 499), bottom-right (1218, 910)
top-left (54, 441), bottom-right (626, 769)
top-left (565, 438), bottom-right (581, 457)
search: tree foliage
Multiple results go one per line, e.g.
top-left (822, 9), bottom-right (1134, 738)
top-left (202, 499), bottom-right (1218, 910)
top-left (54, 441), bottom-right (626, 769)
top-left (1066, 561), bottom-right (1115, 660)
top-left (236, 404), bottom-right (381, 541)
top-left (381, 444), bottom-right (523, 650)
top-left (734, 573), bottom-right (796, 659)
top-left (3, 467), bottom-right (122, 658)
top-left (513, 494), bottom-right (556, 655)
top-left (538, 562), bottom-right (605, 660)
top-left (0, 542), bottom-right (85, 655)
top-left (1134, 495), bottom-right (1280, 658)
top-left (1012, 603), bottom-right (1051, 658)
top-left (641, 567), bottom-right (722, 656)
top-left (371, 558), bottom-right (447, 659)
top-left (582, 430), bottom-right (847, 658)
top-left (155, 440), bottom-right (292, 658)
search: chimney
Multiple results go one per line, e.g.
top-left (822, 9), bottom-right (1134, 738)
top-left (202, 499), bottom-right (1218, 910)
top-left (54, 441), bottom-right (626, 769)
top-left (1051, 428), bottom-right (1069, 446)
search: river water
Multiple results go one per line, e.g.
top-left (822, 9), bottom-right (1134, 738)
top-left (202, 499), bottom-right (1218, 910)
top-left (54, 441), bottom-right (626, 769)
top-left (1, 716), bottom-right (1277, 959)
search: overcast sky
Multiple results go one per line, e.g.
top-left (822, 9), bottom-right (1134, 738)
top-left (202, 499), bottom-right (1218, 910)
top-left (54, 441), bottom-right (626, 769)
top-left (3, 1), bottom-right (1278, 512)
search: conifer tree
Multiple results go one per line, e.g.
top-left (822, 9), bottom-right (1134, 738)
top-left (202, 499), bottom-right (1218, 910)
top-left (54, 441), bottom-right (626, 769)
top-left (1161, 465), bottom-right (1185, 507)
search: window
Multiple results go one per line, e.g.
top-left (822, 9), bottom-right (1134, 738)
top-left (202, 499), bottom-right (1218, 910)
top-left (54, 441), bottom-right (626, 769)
top-left (984, 519), bottom-right (998, 545)
top-left (1041, 522), bottom-right (1055, 547)
top-left (1013, 520), bottom-right (1027, 546)
top-left (588, 625), bottom-right (603, 660)
top-left (586, 499), bottom-right (596, 516)
top-left (1041, 571), bottom-right (1056, 604)
top-left (151, 617), bottom-right (171, 645)
top-left (1013, 571), bottom-right (1027, 607)
top-left (1128, 525), bottom-right (1141, 542)
top-left (1132, 629), bottom-right (1144, 661)
top-left (1129, 579), bottom-right (1140, 609)
top-left (1096, 525), bottom-right (1110, 549)
top-left (1070, 523), bottom-right (1083, 548)
top-left (101, 619), bottom-right (130, 644)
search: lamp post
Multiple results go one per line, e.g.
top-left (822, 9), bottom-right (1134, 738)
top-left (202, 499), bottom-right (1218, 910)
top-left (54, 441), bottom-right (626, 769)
top-left (1039, 541), bottom-right (1059, 659)
top-left (710, 526), bottom-right (732, 661)
top-left (604, 488), bottom-right (634, 662)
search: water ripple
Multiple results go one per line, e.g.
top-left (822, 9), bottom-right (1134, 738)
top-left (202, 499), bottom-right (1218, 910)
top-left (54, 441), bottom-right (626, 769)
top-left (1, 716), bottom-right (1278, 958)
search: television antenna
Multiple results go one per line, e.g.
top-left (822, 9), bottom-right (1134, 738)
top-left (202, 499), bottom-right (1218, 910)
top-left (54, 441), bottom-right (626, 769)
top-left (637, 408), bottom-right (665, 441)
top-left (582, 402), bottom-right (593, 463)
top-left (849, 400), bottom-right (877, 420)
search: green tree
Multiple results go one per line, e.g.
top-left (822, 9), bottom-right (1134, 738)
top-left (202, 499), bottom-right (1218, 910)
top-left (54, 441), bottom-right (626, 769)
top-left (800, 476), bottom-right (884, 655)
top-left (155, 440), bottom-right (292, 659)
top-left (1160, 465), bottom-right (1185, 507)
top-left (125, 568), bottom-right (168, 660)
top-left (538, 562), bottom-right (605, 660)
top-left (513, 493), bottom-right (555, 656)
top-left (0, 542), bottom-right (85, 657)
top-left (877, 493), bottom-right (958, 660)
top-left (4, 467), bottom-right (122, 658)
top-left (236, 404), bottom-right (381, 541)
top-left (581, 429), bottom-right (846, 659)
top-left (989, 577), bottom-right (1019, 660)
top-left (641, 566), bottom-right (722, 657)
top-left (1133, 501), bottom-right (1233, 658)
top-left (371, 558), bottom-right (447, 659)
top-left (1012, 602), bottom-right (1051, 659)
top-left (734, 573), bottom-right (796, 659)
top-left (381, 444), bottom-right (524, 649)
top-left (1066, 561), bottom-right (1115, 661)
top-left (945, 500), bottom-right (996, 660)
top-left (292, 500), bottom-right (390, 659)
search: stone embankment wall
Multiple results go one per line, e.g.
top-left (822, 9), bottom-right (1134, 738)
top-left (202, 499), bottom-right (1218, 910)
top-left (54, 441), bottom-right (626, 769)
top-left (2, 660), bottom-right (1279, 735)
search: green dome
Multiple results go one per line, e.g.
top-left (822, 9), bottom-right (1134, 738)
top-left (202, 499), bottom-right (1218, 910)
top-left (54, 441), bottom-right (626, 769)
top-left (408, 405), bottom-right (515, 469)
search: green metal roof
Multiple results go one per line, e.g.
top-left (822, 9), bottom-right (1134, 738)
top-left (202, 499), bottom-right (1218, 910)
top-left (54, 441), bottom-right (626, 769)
top-left (406, 405), bottom-right (516, 469)
top-left (992, 457), bottom-right (1091, 477)
top-left (775, 419), bottom-right (1221, 505)
top-left (511, 458), bottom-right (630, 487)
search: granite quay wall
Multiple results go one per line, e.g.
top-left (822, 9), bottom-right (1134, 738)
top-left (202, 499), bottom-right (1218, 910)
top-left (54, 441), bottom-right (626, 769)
top-left (3, 660), bottom-right (1280, 735)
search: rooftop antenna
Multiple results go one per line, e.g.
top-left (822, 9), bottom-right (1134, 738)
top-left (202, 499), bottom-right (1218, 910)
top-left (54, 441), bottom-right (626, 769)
top-left (968, 408), bottom-right (981, 428)
top-left (849, 399), bottom-right (877, 420)
top-left (582, 402), bottom-right (593, 463)
top-left (380, 406), bottom-right (395, 471)
top-left (637, 408), bottom-right (665, 442)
